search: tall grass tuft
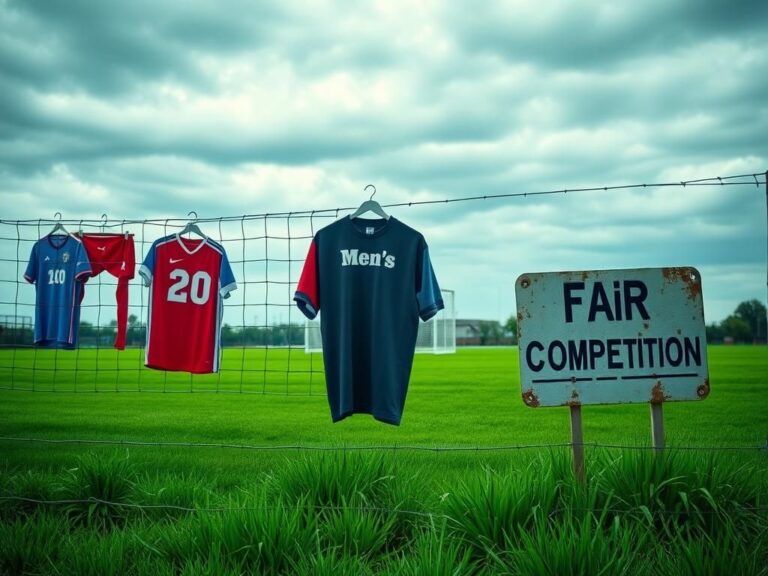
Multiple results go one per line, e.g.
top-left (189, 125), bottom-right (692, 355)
top-left (385, 523), bottom-right (477, 576)
top-left (137, 471), bottom-right (218, 521)
top-left (53, 528), bottom-right (132, 576)
top-left (269, 451), bottom-right (400, 509)
top-left (594, 449), bottom-right (767, 539)
top-left (0, 513), bottom-right (66, 575)
top-left (496, 511), bottom-right (651, 576)
top-left (0, 469), bottom-right (57, 519)
top-left (442, 456), bottom-right (561, 557)
top-left (147, 496), bottom-right (318, 574)
top-left (57, 451), bottom-right (138, 529)
top-left (319, 500), bottom-right (397, 558)
top-left (288, 549), bottom-right (374, 575)
top-left (656, 520), bottom-right (768, 576)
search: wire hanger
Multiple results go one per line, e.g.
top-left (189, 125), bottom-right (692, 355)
top-left (177, 211), bottom-right (207, 239)
top-left (349, 184), bottom-right (389, 220)
top-left (48, 212), bottom-right (68, 235)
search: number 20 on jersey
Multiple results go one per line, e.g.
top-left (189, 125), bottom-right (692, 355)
top-left (167, 269), bottom-right (211, 305)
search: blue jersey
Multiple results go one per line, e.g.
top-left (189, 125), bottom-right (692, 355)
top-left (295, 217), bottom-right (444, 425)
top-left (24, 234), bottom-right (92, 348)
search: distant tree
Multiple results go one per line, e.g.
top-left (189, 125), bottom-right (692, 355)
top-left (705, 322), bottom-right (724, 343)
top-left (504, 315), bottom-right (518, 344)
top-left (478, 320), bottom-right (502, 345)
top-left (735, 299), bottom-right (767, 342)
top-left (221, 323), bottom-right (236, 346)
top-left (126, 314), bottom-right (145, 346)
top-left (720, 315), bottom-right (752, 343)
top-left (79, 321), bottom-right (96, 338)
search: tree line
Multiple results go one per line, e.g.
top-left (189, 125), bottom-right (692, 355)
top-left (502, 299), bottom-right (766, 346)
top-left (0, 315), bottom-right (306, 347)
top-left (706, 299), bottom-right (767, 344)
top-left (1, 300), bottom-right (765, 346)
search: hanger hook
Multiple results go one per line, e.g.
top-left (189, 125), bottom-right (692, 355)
top-left (100, 213), bottom-right (108, 226)
top-left (54, 212), bottom-right (62, 222)
top-left (188, 210), bottom-right (198, 220)
top-left (364, 184), bottom-right (376, 201)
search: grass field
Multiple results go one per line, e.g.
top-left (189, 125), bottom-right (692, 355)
top-left (1, 346), bottom-right (767, 574)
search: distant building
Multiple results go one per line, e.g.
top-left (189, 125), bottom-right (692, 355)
top-left (456, 319), bottom-right (482, 345)
top-left (456, 319), bottom-right (515, 346)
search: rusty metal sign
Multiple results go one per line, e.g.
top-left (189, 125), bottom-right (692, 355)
top-left (515, 267), bottom-right (709, 407)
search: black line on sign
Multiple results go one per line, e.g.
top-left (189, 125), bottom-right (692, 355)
top-left (531, 377), bottom-right (593, 383)
top-left (621, 373), bottom-right (700, 380)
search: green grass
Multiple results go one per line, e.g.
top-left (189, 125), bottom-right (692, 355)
top-left (0, 346), bottom-right (766, 574)
top-left (0, 346), bottom-right (765, 476)
top-left (1, 450), bottom-right (766, 575)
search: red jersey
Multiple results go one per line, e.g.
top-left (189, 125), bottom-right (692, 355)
top-left (139, 234), bottom-right (237, 373)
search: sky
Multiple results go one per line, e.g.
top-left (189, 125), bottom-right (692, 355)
top-left (1, 0), bottom-right (766, 326)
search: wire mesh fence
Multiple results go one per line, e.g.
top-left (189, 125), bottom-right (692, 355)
top-left (0, 171), bottom-right (765, 393)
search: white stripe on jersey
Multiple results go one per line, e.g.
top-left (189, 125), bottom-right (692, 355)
top-left (145, 283), bottom-right (153, 366)
top-left (213, 291), bottom-right (222, 373)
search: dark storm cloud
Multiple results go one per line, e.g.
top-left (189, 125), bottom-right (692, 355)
top-left (445, 0), bottom-right (768, 71)
top-left (0, 0), bottom-right (765, 322)
top-left (2, 0), bottom-right (287, 95)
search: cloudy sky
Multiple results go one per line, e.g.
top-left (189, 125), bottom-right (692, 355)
top-left (1, 0), bottom-right (766, 325)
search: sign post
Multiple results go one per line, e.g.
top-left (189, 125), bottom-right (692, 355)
top-left (516, 267), bottom-right (709, 479)
top-left (570, 405), bottom-right (585, 482)
top-left (650, 403), bottom-right (664, 450)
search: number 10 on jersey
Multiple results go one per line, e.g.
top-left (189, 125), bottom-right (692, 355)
top-left (47, 269), bottom-right (66, 285)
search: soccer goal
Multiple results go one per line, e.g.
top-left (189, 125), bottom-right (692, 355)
top-left (304, 289), bottom-right (456, 354)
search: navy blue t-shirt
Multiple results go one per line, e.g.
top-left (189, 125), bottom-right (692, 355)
top-left (294, 216), bottom-right (444, 425)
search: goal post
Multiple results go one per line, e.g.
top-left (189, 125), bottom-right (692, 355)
top-left (304, 289), bottom-right (456, 354)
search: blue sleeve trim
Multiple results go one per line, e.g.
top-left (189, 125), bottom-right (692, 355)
top-left (294, 291), bottom-right (318, 320)
top-left (419, 299), bottom-right (445, 322)
top-left (138, 264), bottom-right (152, 286)
top-left (417, 246), bottom-right (443, 320)
top-left (220, 281), bottom-right (237, 299)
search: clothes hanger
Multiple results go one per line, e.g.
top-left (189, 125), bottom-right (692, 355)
top-left (48, 212), bottom-right (68, 235)
top-left (349, 184), bottom-right (389, 220)
top-left (177, 211), bottom-right (207, 239)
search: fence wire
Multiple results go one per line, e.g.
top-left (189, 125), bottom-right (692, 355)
top-left (1, 495), bottom-right (766, 519)
top-left (1, 435), bottom-right (766, 453)
top-left (0, 171), bottom-right (765, 393)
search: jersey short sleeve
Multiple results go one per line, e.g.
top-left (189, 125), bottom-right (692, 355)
top-left (139, 241), bottom-right (158, 286)
top-left (24, 243), bottom-right (38, 283)
top-left (294, 239), bottom-right (319, 319)
top-left (417, 243), bottom-right (444, 321)
top-left (218, 249), bottom-right (236, 298)
top-left (74, 241), bottom-right (92, 280)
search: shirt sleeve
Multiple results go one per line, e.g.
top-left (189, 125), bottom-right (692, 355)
top-left (294, 239), bottom-right (319, 320)
top-left (139, 240), bottom-right (156, 286)
top-left (417, 243), bottom-right (444, 321)
top-left (219, 249), bottom-right (237, 299)
top-left (75, 240), bottom-right (92, 281)
top-left (24, 242), bottom-right (38, 283)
